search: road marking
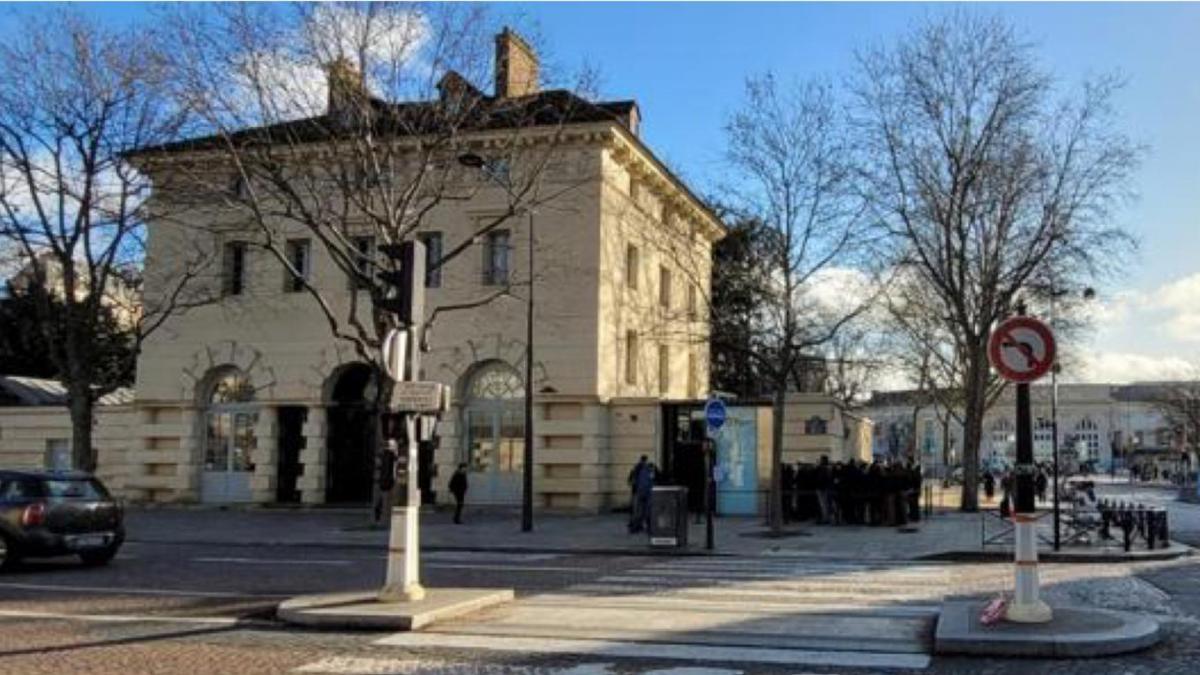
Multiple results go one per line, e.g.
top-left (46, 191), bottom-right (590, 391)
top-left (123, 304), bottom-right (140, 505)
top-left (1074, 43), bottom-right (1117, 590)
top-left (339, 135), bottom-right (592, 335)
top-left (0, 608), bottom-right (237, 626)
top-left (193, 556), bottom-right (353, 566)
top-left (294, 657), bottom-right (619, 674)
top-left (427, 563), bottom-right (596, 573)
top-left (0, 581), bottom-right (289, 599)
top-left (375, 633), bottom-right (930, 670)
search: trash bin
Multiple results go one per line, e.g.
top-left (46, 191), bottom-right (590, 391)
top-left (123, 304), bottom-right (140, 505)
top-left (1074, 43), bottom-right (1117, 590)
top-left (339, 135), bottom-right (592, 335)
top-left (650, 486), bottom-right (688, 548)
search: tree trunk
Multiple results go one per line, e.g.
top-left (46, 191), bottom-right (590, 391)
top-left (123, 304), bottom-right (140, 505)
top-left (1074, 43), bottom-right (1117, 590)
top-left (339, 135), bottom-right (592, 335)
top-left (68, 388), bottom-right (97, 473)
top-left (959, 347), bottom-right (989, 512)
top-left (769, 385), bottom-right (786, 533)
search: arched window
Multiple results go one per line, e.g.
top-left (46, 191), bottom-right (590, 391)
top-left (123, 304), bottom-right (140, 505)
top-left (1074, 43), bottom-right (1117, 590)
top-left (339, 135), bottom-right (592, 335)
top-left (1068, 417), bottom-right (1102, 460)
top-left (463, 362), bottom-right (525, 487)
top-left (804, 416), bottom-right (828, 435)
top-left (200, 366), bottom-right (257, 503)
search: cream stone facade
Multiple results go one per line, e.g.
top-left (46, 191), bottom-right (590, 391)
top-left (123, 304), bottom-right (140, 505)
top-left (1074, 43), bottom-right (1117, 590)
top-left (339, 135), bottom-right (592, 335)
top-left (69, 31), bottom-right (725, 512)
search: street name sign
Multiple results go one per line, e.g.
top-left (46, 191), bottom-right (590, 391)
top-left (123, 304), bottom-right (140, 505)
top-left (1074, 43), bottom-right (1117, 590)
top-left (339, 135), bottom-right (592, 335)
top-left (988, 316), bottom-right (1056, 384)
top-left (390, 381), bottom-right (447, 413)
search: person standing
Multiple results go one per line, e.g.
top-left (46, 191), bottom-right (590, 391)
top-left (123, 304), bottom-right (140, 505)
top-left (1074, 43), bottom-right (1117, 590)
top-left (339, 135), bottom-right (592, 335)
top-left (449, 463), bottom-right (469, 524)
top-left (628, 455), bottom-right (649, 532)
top-left (631, 462), bottom-right (657, 534)
top-left (1035, 467), bottom-right (1048, 504)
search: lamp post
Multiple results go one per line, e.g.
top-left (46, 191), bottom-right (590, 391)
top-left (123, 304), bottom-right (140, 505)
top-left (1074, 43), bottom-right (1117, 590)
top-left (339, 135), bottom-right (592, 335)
top-left (459, 152), bottom-right (535, 532)
top-left (1048, 284), bottom-right (1095, 551)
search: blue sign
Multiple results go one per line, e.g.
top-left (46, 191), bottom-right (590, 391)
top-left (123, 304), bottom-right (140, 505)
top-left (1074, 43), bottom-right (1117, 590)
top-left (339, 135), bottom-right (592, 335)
top-left (705, 398), bottom-right (727, 431)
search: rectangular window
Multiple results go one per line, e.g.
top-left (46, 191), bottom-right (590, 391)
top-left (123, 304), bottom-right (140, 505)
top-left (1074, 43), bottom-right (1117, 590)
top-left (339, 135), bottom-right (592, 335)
top-left (625, 330), bottom-right (639, 386)
top-left (687, 284), bottom-right (698, 319)
top-left (284, 238), bottom-right (311, 293)
top-left (626, 244), bottom-right (639, 290)
top-left (350, 236), bottom-right (374, 289)
top-left (419, 232), bottom-right (443, 288)
top-left (483, 230), bottom-right (510, 285)
top-left (658, 343), bottom-right (670, 395)
top-left (687, 352), bottom-right (697, 399)
top-left (223, 241), bottom-right (247, 296)
top-left (659, 266), bottom-right (671, 308)
top-left (44, 439), bottom-right (71, 471)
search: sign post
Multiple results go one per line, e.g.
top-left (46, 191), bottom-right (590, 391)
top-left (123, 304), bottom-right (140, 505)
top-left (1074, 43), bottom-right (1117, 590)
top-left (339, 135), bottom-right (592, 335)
top-left (703, 398), bottom-right (726, 551)
top-left (988, 310), bottom-right (1056, 624)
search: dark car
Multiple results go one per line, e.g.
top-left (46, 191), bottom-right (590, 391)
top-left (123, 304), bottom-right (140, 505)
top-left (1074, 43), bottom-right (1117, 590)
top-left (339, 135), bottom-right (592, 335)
top-left (0, 470), bottom-right (124, 569)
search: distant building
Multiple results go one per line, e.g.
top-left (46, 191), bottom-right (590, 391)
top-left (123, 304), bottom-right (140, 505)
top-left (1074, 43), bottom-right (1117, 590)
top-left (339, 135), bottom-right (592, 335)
top-left (861, 382), bottom-right (1191, 475)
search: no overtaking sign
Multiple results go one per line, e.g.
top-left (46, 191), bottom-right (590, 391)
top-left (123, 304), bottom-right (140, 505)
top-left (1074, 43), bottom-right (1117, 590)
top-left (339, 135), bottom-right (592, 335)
top-left (988, 316), bottom-right (1057, 384)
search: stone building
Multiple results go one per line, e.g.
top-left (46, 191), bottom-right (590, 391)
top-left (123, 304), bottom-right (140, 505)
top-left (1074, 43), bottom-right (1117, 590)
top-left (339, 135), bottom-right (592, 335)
top-left (0, 30), bottom-right (871, 514)
top-left (862, 382), bottom-right (1191, 475)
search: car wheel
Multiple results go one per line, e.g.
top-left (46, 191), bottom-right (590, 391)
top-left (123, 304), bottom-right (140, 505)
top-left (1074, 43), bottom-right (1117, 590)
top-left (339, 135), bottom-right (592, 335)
top-left (0, 535), bottom-right (20, 571)
top-left (79, 545), bottom-right (119, 567)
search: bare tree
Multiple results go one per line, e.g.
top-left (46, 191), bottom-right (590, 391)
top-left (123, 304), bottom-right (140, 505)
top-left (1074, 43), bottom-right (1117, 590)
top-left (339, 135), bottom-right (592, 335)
top-left (723, 75), bottom-right (875, 532)
top-left (855, 13), bottom-right (1140, 511)
top-left (0, 11), bottom-right (207, 471)
top-left (1152, 370), bottom-right (1200, 461)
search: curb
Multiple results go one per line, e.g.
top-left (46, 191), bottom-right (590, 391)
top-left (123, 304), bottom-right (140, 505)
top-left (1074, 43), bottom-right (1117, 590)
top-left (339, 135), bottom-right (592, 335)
top-left (935, 601), bottom-right (1161, 657)
top-left (920, 542), bottom-right (1192, 564)
top-left (277, 588), bottom-right (514, 631)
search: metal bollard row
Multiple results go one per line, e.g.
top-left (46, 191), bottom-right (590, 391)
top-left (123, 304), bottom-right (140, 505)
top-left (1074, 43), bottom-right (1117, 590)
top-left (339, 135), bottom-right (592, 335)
top-left (1097, 500), bottom-right (1170, 551)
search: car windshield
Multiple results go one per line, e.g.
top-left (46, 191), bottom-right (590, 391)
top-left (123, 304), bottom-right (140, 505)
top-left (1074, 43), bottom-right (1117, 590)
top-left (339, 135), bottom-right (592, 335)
top-left (42, 479), bottom-right (109, 502)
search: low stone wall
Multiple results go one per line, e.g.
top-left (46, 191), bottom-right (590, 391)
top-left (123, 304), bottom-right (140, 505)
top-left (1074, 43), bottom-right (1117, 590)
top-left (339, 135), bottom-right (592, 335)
top-left (0, 404), bottom-right (135, 492)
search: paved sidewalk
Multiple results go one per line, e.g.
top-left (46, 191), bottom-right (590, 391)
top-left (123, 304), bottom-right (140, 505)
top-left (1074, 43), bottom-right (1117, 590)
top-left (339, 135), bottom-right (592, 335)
top-left (122, 504), bottom-right (1190, 561)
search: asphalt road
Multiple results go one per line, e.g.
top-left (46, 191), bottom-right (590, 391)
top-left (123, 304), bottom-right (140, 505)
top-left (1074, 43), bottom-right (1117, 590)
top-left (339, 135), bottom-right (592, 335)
top-left (2, 505), bottom-right (1200, 673)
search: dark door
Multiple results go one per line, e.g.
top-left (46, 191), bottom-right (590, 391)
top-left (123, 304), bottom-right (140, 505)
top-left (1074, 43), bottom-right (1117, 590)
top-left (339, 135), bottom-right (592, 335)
top-left (326, 404), bottom-right (374, 503)
top-left (418, 437), bottom-right (437, 505)
top-left (276, 407), bottom-right (305, 503)
top-left (662, 403), bottom-right (707, 514)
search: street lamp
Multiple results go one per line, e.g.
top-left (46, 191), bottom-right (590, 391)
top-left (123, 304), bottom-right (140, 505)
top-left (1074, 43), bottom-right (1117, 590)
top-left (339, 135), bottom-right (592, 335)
top-left (1048, 284), bottom-right (1095, 551)
top-left (458, 152), bottom-right (535, 533)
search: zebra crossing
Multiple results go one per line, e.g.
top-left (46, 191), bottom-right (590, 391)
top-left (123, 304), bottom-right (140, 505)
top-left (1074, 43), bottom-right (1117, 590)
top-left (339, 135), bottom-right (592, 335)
top-left (375, 556), bottom-right (950, 670)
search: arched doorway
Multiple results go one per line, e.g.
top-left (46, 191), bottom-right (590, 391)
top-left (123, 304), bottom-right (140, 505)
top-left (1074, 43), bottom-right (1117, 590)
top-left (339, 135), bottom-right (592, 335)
top-left (200, 366), bottom-right (257, 503)
top-left (462, 361), bottom-right (525, 504)
top-left (325, 363), bottom-right (378, 504)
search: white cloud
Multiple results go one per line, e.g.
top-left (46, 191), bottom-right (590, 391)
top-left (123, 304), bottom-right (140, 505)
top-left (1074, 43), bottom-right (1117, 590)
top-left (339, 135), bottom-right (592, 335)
top-left (1074, 351), bottom-right (1196, 384)
top-left (1152, 273), bottom-right (1200, 343)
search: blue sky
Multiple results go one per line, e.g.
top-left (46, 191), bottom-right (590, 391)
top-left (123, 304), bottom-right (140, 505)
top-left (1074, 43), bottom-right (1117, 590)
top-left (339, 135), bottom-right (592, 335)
top-left (4, 2), bottom-right (1197, 383)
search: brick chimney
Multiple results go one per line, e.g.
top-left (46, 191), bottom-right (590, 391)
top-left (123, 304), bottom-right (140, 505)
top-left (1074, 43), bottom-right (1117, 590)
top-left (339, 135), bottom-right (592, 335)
top-left (326, 57), bottom-right (369, 116)
top-left (494, 28), bottom-right (539, 98)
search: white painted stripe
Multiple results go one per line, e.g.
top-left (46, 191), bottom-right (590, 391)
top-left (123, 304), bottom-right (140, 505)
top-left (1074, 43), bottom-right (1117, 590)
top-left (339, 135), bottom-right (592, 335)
top-left (374, 633), bottom-right (931, 670)
top-left (567, 583), bottom-right (939, 604)
top-left (293, 656), bottom-right (618, 674)
top-left (629, 568), bottom-right (950, 582)
top-left (0, 608), bottom-right (237, 626)
top-left (521, 594), bottom-right (940, 617)
top-left (595, 575), bottom-right (942, 593)
top-left (0, 581), bottom-right (289, 599)
top-left (423, 552), bottom-right (564, 562)
top-left (427, 563), bottom-right (596, 573)
top-left (193, 557), bottom-right (353, 566)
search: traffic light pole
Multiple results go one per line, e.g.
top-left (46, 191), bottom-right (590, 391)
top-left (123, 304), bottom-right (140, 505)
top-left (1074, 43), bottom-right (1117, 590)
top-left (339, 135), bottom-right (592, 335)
top-left (378, 241), bottom-right (427, 604)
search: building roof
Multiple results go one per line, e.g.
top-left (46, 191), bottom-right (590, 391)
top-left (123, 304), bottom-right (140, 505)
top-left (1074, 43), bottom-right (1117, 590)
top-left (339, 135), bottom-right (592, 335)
top-left (127, 89), bottom-right (639, 157)
top-left (0, 376), bottom-right (133, 407)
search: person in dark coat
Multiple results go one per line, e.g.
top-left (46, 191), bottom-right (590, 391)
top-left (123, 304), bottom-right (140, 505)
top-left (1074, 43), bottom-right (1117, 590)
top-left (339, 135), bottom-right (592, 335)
top-left (983, 471), bottom-right (996, 501)
top-left (1035, 469), bottom-right (1049, 503)
top-left (627, 455), bottom-right (649, 532)
top-left (449, 463), bottom-right (469, 524)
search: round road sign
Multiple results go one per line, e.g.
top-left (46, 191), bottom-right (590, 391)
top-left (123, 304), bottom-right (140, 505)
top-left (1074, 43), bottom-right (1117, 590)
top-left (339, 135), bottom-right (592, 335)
top-left (704, 398), bottom-right (727, 430)
top-left (988, 316), bottom-right (1056, 383)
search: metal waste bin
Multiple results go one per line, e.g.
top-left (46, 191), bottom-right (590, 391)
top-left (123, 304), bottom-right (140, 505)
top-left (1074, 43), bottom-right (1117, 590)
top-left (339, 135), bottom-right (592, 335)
top-left (649, 486), bottom-right (688, 548)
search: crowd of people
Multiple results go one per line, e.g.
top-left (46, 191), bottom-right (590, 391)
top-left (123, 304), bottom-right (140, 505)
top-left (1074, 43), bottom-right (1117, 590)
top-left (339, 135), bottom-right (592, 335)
top-left (981, 462), bottom-right (1054, 517)
top-left (783, 456), bottom-right (923, 527)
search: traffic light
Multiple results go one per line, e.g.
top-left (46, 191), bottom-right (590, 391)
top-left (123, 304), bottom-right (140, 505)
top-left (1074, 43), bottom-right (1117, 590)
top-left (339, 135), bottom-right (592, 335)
top-left (376, 240), bottom-right (426, 325)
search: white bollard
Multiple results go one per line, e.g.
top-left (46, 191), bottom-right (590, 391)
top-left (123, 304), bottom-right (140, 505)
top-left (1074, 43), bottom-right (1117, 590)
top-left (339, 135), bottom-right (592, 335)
top-left (1005, 513), bottom-right (1052, 623)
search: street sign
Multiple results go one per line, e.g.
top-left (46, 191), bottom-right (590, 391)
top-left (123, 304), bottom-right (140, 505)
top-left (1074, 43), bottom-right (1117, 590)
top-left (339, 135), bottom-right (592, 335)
top-left (705, 398), bottom-right (727, 431)
top-left (390, 381), bottom-right (448, 413)
top-left (988, 316), bottom-right (1056, 384)
top-left (381, 328), bottom-right (408, 382)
